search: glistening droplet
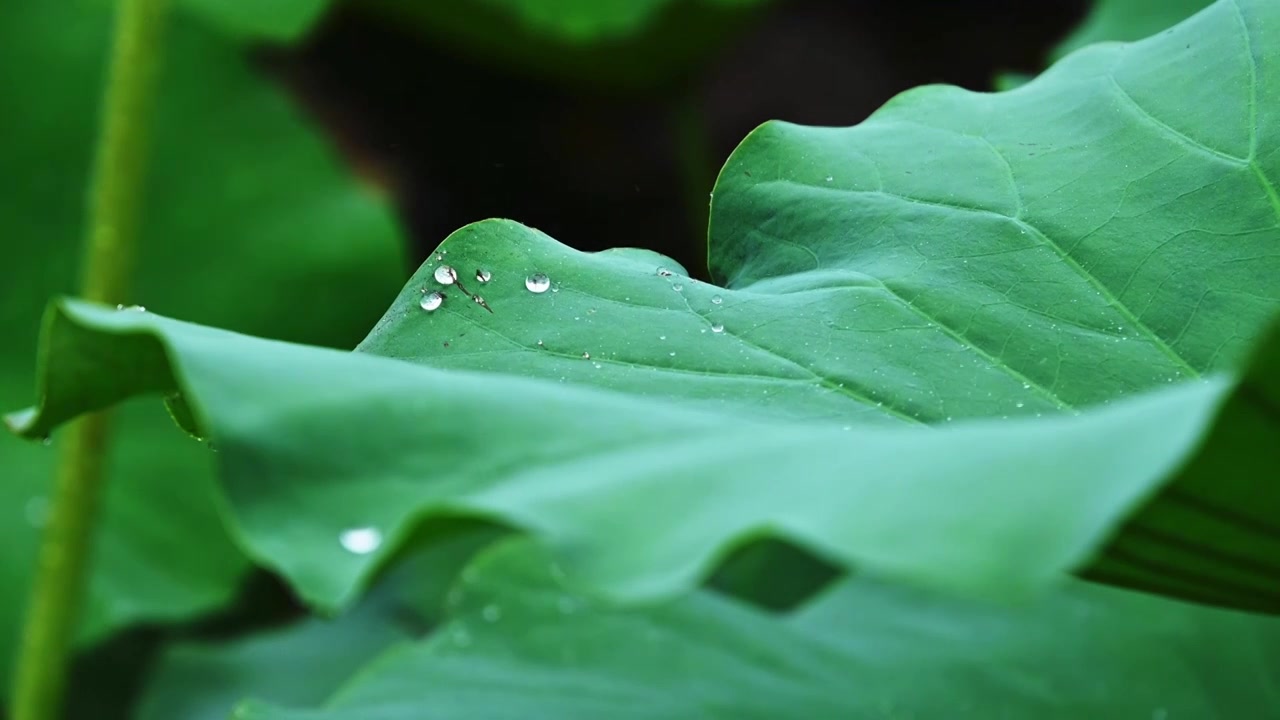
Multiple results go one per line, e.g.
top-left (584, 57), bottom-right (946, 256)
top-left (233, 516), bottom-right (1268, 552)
top-left (339, 526), bottom-right (382, 555)
top-left (657, 267), bottom-right (673, 277)
top-left (526, 273), bottom-right (551, 293)
top-left (475, 269), bottom-right (491, 283)
top-left (434, 265), bottom-right (457, 285)
top-left (711, 295), bottom-right (722, 305)
top-left (710, 323), bottom-right (724, 333)
top-left (581, 351), bottom-right (591, 359)
top-left (672, 283), bottom-right (683, 292)
top-left (420, 292), bottom-right (444, 312)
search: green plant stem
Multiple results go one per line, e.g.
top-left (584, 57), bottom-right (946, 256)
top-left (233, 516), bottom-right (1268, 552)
top-left (10, 0), bottom-right (170, 717)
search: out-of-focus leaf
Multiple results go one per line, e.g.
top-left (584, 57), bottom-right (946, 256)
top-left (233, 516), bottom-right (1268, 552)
top-left (133, 526), bottom-right (502, 720)
top-left (177, 0), bottom-right (331, 42)
top-left (238, 539), bottom-right (1280, 719)
top-left (0, 0), bottom-right (403, 687)
top-left (360, 0), bottom-right (767, 91)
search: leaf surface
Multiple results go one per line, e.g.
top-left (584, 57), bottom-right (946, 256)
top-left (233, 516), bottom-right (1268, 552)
top-left (9, 300), bottom-right (1276, 614)
top-left (239, 539), bottom-right (1280, 720)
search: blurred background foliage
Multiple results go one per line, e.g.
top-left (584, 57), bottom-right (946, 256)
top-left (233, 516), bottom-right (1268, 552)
top-left (0, 0), bottom-right (1214, 717)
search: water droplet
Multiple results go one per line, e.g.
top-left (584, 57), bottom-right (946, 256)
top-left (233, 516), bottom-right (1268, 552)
top-left (475, 269), bottom-right (491, 283)
top-left (669, 351), bottom-right (676, 357)
top-left (536, 339), bottom-right (544, 347)
top-left (339, 526), bottom-right (382, 554)
top-left (1015, 401), bottom-right (1025, 408)
top-left (481, 604), bottom-right (502, 622)
top-left (40, 436), bottom-right (52, 447)
top-left (825, 175), bottom-right (833, 182)
top-left (581, 351), bottom-right (590, 359)
top-left (711, 295), bottom-right (722, 305)
top-left (526, 273), bottom-right (551, 293)
top-left (434, 265), bottom-right (457, 284)
top-left (657, 267), bottom-right (673, 277)
top-left (1021, 382), bottom-right (1031, 390)
top-left (710, 324), bottom-right (724, 333)
top-left (551, 285), bottom-right (560, 293)
top-left (672, 283), bottom-right (683, 292)
top-left (115, 304), bottom-right (146, 312)
top-left (659, 335), bottom-right (667, 340)
top-left (592, 361), bottom-right (602, 368)
top-left (419, 291), bottom-right (444, 312)
top-left (25, 497), bottom-right (49, 527)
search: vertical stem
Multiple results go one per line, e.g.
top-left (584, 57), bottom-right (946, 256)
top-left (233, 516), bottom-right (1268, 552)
top-left (11, 0), bottom-right (170, 717)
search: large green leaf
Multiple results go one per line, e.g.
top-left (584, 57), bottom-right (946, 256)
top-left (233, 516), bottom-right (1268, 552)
top-left (7, 299), bottom-right (1276, 614)
top-left (0, 0), bottom-right (403, 687)
top-left (7, 0), bottom-right (1279, 625)
top-left (239, 539), bottom-right (1280, 719)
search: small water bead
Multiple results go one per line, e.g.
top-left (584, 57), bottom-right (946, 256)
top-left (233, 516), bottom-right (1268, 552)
top-left (526, 273), bottom-right (551, 293)
top-left (657, 267), bottom-right (673, 277)
top-left (419, 291), bottom-right (444, 312)
top-left (581, 351), bottom-right (591, 359)
top-left (434, 265), bottom-right (457, 284)
top-left (481, 604), bottom-right (502, 622)
top-left (711, 295), bottom-right (722, 305)
top-left (339, 526), bottom-right (383, 555)
top-left (668, 351), bottom-right (676, 357)
top-left (115, 304), bottom-right (146, 312)
top-left (592, 362), bottom-right (602, 369)
top-left (710, 323), bottom-right (724, 333)
top-left (672, 283), bottom-right (683, 292)
top-left (1015, 401), bottom-right (1025, 408)
top-left (475, 269), bottom-right (491, 283)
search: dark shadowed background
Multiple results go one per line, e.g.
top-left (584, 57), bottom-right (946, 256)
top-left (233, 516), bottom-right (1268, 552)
top-left (265, 0), bottom-right (1087, 278)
